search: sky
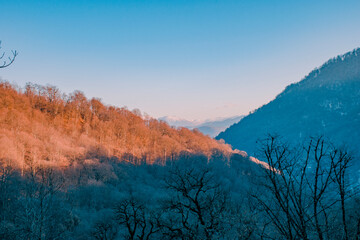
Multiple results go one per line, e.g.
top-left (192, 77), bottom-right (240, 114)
top-left (1, 0), bottom-right (360, 121)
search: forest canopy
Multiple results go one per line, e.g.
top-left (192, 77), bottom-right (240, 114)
top-left (0, 81), bottom-right (233, 171)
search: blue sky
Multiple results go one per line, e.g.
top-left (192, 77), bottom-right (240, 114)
top-left (1, 0), bottom-right (360, 120)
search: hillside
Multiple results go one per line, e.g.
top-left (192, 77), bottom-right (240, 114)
top-left (217, 48), bottom-right (360, 156)
top-left (0, 82), bottom-right (264, 240)
top-left (0, 82), bottom-right (233, 170)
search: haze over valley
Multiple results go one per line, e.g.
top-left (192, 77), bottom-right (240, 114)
top-left (159, 115), bottom-right (244, 138)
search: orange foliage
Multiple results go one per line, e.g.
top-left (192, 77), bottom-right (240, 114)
top-left (0, 81), bottom-right (233, 170)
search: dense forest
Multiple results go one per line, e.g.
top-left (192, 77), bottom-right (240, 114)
top-left (0, 81), bottom-right (260, 239)
top-left (0, 130), bottom-right (359, 239)
top-left (0, 81), bottom-right (233, 171)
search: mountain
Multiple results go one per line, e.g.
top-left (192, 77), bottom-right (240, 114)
top-left (194, 116), bottom-right (244, 137)
top-left (217, 48), bottom-right (360, 156)
top-left (0, 82), bottom-right (234, 170)
top-left (158, 116), bottom-right (201, 128)
top-left (160, 115), bottom-right (244, 138)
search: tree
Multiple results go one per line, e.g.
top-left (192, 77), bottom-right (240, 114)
top-left (0, 41), bottom-right (17, 68)
top-left (91, 217), bottom-right (118, 240)
top-left (114, 197), bottom-right (160, 240)
top-left (161, 162), bottom-right (229, 240)
top-left (16, 167), bottom-right (76, 240)
top-left (252, 135), bottom-right (358, 240)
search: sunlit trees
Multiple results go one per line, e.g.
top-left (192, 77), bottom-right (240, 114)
top-left (0, 81), bottom-right (233, 171)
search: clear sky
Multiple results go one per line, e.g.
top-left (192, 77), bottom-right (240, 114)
top-left (1, 0), bottom-right (360, 121)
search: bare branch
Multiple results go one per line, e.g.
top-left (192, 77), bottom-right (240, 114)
top-left (0, 41), bottom-right (18, 68)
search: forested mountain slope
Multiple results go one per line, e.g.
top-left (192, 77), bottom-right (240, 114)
top-left (0, 82), bottom-right (261, 240)
top-left (217, 48), bottom-right (360, 156)
top-left (0, 82), bottom-right (233, 170)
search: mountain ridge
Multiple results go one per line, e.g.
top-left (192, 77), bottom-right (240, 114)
top-left (160, 115), bottom-right (244, 138)
top-left (217, 48), bottom-right (360, 157)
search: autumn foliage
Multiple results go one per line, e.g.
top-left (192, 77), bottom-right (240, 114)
top-left (0, 81), bottom-right (232, 171)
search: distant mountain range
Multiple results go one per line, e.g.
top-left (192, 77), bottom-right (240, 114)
top-left (217, 48), bottom-right (360, 157)
top-left (159, 115), bottom-right (244, 138)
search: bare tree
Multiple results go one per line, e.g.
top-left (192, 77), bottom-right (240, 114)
top-left (15, 167), bottom-right (74, 240)
top-left (161, 164), bottom-right (229, 240)
top-left (0, 41), bottom-right (18, 68)
top-left (252, 135), bottom-right (358, 240)
top-left (114, 198), bottom-right (160, 240)
top-left (0, 160), bottom-right (16, 221)
top-left (332, 148), bottom-right (352, 240)
top-left (91, 218), bottom-right (118, 240)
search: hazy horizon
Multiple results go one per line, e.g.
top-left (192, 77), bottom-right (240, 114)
top-left (1, 0), bottom-right (360, 120)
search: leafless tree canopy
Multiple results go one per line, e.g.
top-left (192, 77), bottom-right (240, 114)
top-left (0, 41), bottom-right (18, 68)
top-left (113, 198), bottom-right (160, 240)
top-left (252, 135), bottom-right (359, 240)
top-left (161, 165), bottom-right (229, 239)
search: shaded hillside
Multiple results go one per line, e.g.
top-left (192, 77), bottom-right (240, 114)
top-left (217, 48), bottom-right (360, 156)
top-left (0, 82), bottom-right (233, 170)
